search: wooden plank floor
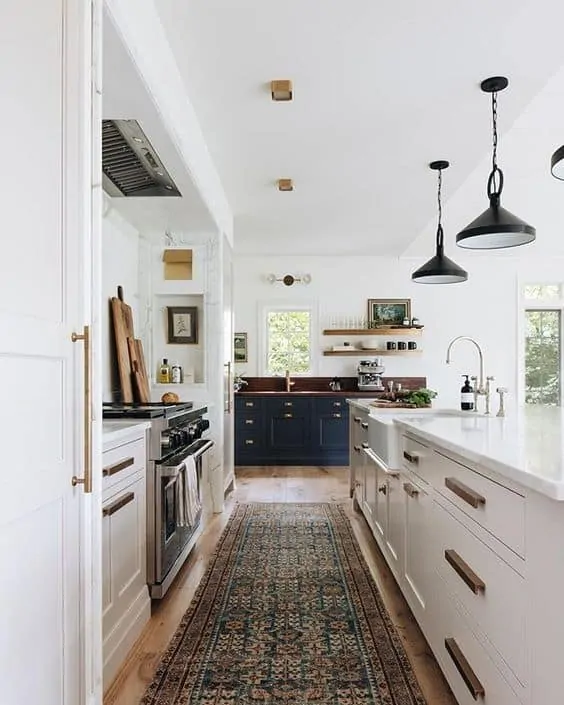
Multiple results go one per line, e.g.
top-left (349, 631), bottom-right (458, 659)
top-left (104, 466), bottom-right (456, 705)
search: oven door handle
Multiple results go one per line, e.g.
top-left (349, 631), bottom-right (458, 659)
top-left (163, 476), bottom-right (178, 492)
top-left (159, 462), bottom-right (186, 479)
top-left (191, 439), bottom-right (214, 460)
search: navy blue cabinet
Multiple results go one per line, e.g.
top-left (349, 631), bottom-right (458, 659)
top-left (235, 394), bottom-right (349, 466)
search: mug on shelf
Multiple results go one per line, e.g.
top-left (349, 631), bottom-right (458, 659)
top-left (397, 341), bottom-right (407, 350)
top-left (386, 341), bottom-right (397, 350)
top-left (408, 341), bottom-right (417, 350)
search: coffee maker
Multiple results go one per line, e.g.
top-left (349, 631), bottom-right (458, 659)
top-left (357, 358), bottom-right (385, 391)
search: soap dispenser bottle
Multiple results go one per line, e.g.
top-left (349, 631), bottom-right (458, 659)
top-left (460, 375), bottom-right (474, 411)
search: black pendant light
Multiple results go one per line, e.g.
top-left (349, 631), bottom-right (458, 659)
top-left (412, 161), bottom-right (468, 284)
top-left (550, 145), bottom-right (564, 180)
top-left (456, 76), bottom-right (535, 250)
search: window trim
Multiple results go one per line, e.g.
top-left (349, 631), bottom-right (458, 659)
top-left (258, 301), bottom-right (318, 377)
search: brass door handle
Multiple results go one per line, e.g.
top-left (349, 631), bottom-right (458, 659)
top-left (224, 362), bottom-right (232, 414)
top-left (103, 456), bottom-right (134, 478)
top-left (361, 442), bottom-right (369, 449)
top-left (444, 638), bottom-right (485, 700)
top-left (353, 445), bottom-right (361, 453)
top-left (445, 477), bottom-right (486, 509)
top-left (361, 422), bottom-right (368, 429)
top-left (403, 482), bottom-right (419, 498)
top-left (444, 549), bottom-right (486, 595)
top-left (71, 325), bottom-right (92, 493)
top-left (354, 416), bottom-right (362, 424)
top-left (103, 491), bottom-right (135, 517)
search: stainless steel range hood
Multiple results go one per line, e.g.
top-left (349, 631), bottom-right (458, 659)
top-left (102, 119), bottom-right (181, 197)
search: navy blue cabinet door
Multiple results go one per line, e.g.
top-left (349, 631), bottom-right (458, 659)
top-left (316, 414), bottom-right (349, 449)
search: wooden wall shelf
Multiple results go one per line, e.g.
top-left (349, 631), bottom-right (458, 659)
top-left (323, 349), bottom-right (422, 356)
top-left (323, 327), bottom-right (423, 336)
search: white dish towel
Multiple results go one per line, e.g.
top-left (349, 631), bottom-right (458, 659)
top-left (177, 455), bottom-right (201, 527)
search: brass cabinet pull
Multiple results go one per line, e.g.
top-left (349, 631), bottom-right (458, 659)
top-left (332, 413), bottom-right (342, 418)
top-left (445, 477), bottom-right (486, 509)
top-left (103, 491), bottom-right (135, 517)
top-left (103, 456), bottom-right (134, 478)
top-left (444, 549), bottom-right (486, 595)
top-left (224, 362), bottom-right (232, 414)
top-left (245, 401), bottom-right (254, 408)
top-left (284, 401), bottom-right (293, 407)
top-left (361, 422), bottom-right (368, 429)
top-left (245, 439), bottom-right (254, 445)
top-left (354, 416), bottom-right (362, 424)
top-left (71, 325), bottom-right (92, 493)
top-left (361, 442), bottom-right (369, 449)
top-left (403, 482), bottom-right (419, 498)
top-left (245, 419), bottom-right (254, 425)
top-left (333, 402), bottom-right (342, 407)
top-left (403, 450), bottom-right (419, 465)
top-left (378, 484), bottom-right (387, 495)
top-left (444, 638), bottom-right (485, 700)
top-left (284, 413), bottom-right (293, 418)
top-left (353, 445), bottom-right (361, 453)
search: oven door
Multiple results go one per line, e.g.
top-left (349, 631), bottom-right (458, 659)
top-left (154, 439), bottom-right (213, 585)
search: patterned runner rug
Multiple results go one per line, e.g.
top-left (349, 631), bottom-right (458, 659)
top-left (142, 503), bottom-right (426, 704)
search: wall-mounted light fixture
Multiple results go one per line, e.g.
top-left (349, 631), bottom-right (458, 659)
top-left (278, 178), bottom-right (294, 192)
top-left (271, 80), bottom-right (293, 101)
top-left (267, 273), bottom-right (312, 286)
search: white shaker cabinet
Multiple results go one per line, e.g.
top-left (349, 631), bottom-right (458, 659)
top-left (102, 424), bottom-right (151, 690)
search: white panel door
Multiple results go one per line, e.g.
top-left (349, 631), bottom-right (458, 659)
top-left (0, 1), bottom-right (91, 703)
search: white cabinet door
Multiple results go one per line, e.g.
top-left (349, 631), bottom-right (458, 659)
top-left (403, 473), bottom-right (433, 625)
top-left (0, 1), bottom-right (92, 703)
top-left (373, 466), bottom-right (389, 540)
top-left (102, 476), bottom-right (147, 644)
top-left (363, 449), bottom-right (377, 527)
top-left (386, 471), bottom-right (405, 577)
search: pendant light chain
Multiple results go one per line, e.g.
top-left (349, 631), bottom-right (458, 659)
top-left (491, 91), bottom-right (498, 172)
top-left (488, 89), bottom-right (504, 198)
top-left (436, 167), bottom-right (444, 249)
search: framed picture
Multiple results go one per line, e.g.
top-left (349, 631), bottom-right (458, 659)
top-left (367, 298), bottom-right (411, 327)
top-left (234, 332), bottom-right (248, 363)
top-left (167, 306), bottom-right (198, 344)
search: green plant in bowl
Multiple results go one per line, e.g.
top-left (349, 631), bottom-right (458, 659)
top-left (402, 388), bottom-right (438, 407)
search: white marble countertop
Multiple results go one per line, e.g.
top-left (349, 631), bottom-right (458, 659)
top-left (102, 420), bottom-right (151, 448)
top-left (395, 406), bottom-right (564, 501)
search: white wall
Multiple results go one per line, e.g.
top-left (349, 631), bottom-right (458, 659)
top-left (102, 205), bottom-right (141, 400)
top-left (234, 253), bottom-right (564, 410)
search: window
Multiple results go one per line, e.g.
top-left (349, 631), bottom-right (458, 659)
top-left (265, 308), bottom-right (312, 375)
top-left (521, 283), bottom-right (564, 406)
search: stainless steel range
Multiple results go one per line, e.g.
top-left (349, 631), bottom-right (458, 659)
top-left (103, 402), bottom-right (213, 598)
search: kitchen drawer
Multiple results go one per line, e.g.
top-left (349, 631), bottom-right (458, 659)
top-left (433, 579), bottom-right (524, 705)
top-left (401, 435), bottom-right (432, 482)
top-left (235, 412), bottom-right (262, 430)
top-left (268, 396), bottom-right (311, 415)
top-left (314, 397), bottom-right (349, 416)
top-left (435, 450), bottom-right (525, 557)
top-left (235, 396), bottom-right (263, 411)
top-left (102, 438), bottom-right (145, 492)
top-left (235, 428), bottom-right (262, 448)
top-left (435, 500), bottom-right (526, 684)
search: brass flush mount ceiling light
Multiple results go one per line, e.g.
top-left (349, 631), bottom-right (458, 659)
top-left (412, 161), bottom-right (468, 284)
top-left (456, 76), bottom-right (536, 250)
top-left (278, 178), bottom-right (294, 192)
top-left (271, 80), bottom-right (293, 101)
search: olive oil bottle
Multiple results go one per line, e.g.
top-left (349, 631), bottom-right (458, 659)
top-left (157, 358), bottom-right (171, 384)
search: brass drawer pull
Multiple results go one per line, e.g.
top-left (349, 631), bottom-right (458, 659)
top-left (354, 416), bottom-right (362, 424)
top-left (333, 402), bottom-right (342, 407)
top-left (103, 491), bottom-right (135, 517)
top-left (403, 482), bottom-right (419, 498)
top-left (403, 450), bottom-right (419, 465)
top-left (245, 439), bottom-right (254, 445)
top-left (353, 445), bottom-right (361, 453)
top-left (361, 422), bottom-right (368, 429)
top-left (103, 456), bottom-right (134, 477)
top-left (361, 442), bottom-right (369, 449)
top-left (445, 549), bottom-right (486, 594)
top-left (284, 402), bottom-right (293, 407)
top-left (445, 477), bottom-right (486, 509)
top-left (332, 413), bottom-right (342, 418)
top-left (245, 401), bottom-right (254, 407)
top-left (444, 637), bottom-right (485, 700)
top-left (284, 413), bottom-right (293, 418)
top-left (245, 419), bottom-right (254, 425)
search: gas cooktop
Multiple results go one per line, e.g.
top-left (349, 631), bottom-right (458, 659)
top-left (102, 401), bottom-right (194, 419)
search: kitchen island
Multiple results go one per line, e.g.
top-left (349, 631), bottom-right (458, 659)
top-left (350, 403), bottom-right (564, 705)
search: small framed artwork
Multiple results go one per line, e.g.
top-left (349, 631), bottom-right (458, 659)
top-left (167, 306), bottom-right (198, 344)
top-left (234, 332), bottom-right (248, 363)
top-left (367, 298), bottom-right (411, 327)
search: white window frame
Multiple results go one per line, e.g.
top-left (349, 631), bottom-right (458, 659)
top-left (258, 301), bottom-right (318, 377)
top-left (518, 282), bottom-right (564, 406)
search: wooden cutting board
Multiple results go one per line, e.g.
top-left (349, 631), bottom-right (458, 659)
top-left (135, 339), bottom-right (150, 395)
top-left (132, 360), bottom-right (150, 404)
top-left (128, 338), bottom-right (150, 403)
top-left (117, 285), bottom-right (135, 339)
top-left (111, 296), bottom-right (133, 402)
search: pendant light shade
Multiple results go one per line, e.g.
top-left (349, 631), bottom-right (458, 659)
top-left (550, 145), bottom-right (564, 180)
top-left (456, 77), bottom-right (535, 250)
top-left (412, 161), bottom-right (468, 284)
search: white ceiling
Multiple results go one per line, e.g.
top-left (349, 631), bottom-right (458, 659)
top-left (154, 0), bottom-right (564, 255)
top-left (102, 10), bottom-right (217, 237)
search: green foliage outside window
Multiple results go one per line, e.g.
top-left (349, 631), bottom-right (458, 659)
top-left (525, 309), bottom-right (561, 405)
top-left (267, 310), bottom-right (311, 375)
